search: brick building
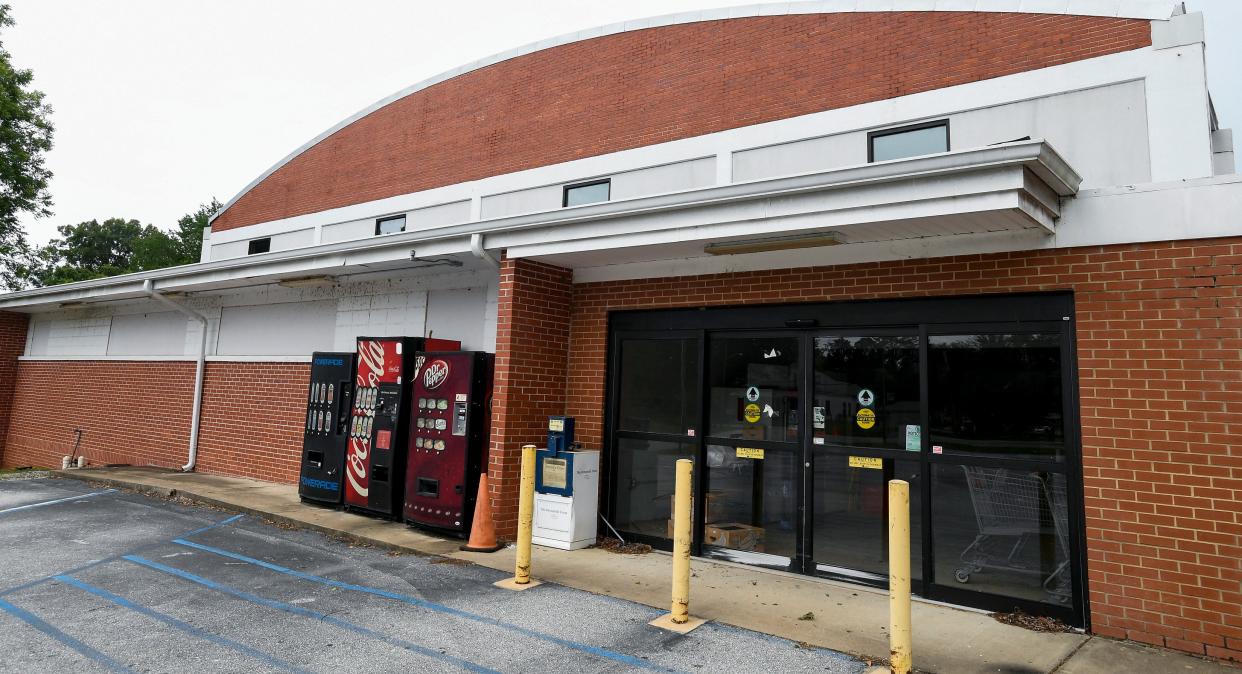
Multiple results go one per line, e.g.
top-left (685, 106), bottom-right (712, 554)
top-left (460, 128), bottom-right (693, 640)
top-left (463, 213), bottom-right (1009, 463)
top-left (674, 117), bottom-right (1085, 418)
top-left (1, 1), bottom-right (1240, 661)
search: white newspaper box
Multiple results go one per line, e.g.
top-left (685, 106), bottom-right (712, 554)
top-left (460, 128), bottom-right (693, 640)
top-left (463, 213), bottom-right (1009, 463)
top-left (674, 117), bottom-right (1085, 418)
top-left (532, 450), bottom-right (599, 550)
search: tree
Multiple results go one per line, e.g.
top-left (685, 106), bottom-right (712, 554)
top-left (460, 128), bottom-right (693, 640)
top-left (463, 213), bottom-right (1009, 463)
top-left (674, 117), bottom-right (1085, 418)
top-left (0, 4), bottom-right (54, 291)
top-left (170, 198), bottom-right (221, 263)
top-left (30, 199), bottom-right (220, 287)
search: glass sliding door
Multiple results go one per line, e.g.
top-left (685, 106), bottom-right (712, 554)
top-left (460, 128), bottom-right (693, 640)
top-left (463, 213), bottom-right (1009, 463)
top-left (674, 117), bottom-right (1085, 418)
top-left (609, 333), bottom-right (702, 544)
top-left (702, 334), bottom-right (802, 566)
top-left (605, 294), bottom-right (1084, 625)
top-left (925, 330), bottom-right (1080, 617)
top-left (809, 331), bottom-right (923, 581)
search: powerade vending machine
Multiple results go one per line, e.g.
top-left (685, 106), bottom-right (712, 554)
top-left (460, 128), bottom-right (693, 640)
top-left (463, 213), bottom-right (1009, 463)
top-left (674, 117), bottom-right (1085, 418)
top-left (404, 351), bottom-right (495, 534)
top-left (298, 352), bottom-right (356, 505)
top-left (344, 336), bottom-right (460, 518)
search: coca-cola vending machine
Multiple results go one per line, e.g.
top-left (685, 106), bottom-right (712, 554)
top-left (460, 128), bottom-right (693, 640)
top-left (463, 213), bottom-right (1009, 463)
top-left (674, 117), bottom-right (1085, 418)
top-left (404, 351), bottom-right (495, 533)
top-left (298, 352), bottom-right (355, 505)
top-left (345, 336), bottom-right (459, 518)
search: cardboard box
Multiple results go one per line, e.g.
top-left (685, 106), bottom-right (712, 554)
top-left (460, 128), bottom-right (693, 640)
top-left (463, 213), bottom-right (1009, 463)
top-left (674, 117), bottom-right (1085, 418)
top-left (666, 489), bottom-right (729, 525)
top-left (704, 523), bottom-right (766, 552)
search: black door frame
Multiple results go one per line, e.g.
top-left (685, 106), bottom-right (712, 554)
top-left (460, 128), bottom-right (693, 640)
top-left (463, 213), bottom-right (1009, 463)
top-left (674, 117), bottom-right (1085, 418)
top-left (602, 292), bottom-right (1088, 627)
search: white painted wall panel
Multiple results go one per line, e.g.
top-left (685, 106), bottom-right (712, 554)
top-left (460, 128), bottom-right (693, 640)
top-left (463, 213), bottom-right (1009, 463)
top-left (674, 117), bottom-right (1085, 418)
top-left (611, 157), bottom-right (716, 199)
top-left (321, 218), bottom-right (373, 244)
top-left (481, 158), bottom-right (718, 219)
top-left (731, 81), bottom-right (1151, 188)
top-left (216, 300), bottom-right (336, 356)
top-left (210, 239), bottom-right (250, 260)
top-left (480, 184), bottom-right (563, 219)
top-left (332, 291), bottom-right (428, 351)
top-left (106, 311), bottom-right (188, 356)
top-left (409, 199), bottom-right (471, 230)
top-left (27, 315), bottom-right (111, 357)
top-left (272, 227), bottom-right (316, 250)
top-left (426, 287), bottom-right (489, 351)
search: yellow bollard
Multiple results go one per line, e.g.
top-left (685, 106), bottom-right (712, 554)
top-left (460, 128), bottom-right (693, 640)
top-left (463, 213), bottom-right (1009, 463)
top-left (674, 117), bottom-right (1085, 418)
top-left (494, 444), bottom-right (542, 591)
top-left (889, 479), bottom-right (912, 674)
top-left (649, 458), bottom-right (705, 632)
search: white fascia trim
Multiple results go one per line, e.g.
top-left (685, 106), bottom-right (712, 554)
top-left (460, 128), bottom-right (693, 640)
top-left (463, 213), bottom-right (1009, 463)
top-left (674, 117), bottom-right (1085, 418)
top-left (209, 46), bottom-right (1150, 247)
top-left (209, 1), bottom-right (1176, 226)
top-left (0, 141), bottom-right (1072, 310)
top-left (570, 175), bottom-right (1242, 283)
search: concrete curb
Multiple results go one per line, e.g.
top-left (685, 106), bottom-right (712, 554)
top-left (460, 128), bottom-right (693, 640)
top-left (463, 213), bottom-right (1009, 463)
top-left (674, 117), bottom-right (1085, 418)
top-left (49, 468), bottom-right (1238, 674)
top-left (53, 470), bottom-right (447, 559)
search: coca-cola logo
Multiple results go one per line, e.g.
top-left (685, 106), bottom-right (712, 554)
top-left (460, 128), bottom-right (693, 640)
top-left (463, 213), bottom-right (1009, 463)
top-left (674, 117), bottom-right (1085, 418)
top-left (345, 435), bottom-right (369, 498)
top-left (423, 359), bottom-right (450, 390)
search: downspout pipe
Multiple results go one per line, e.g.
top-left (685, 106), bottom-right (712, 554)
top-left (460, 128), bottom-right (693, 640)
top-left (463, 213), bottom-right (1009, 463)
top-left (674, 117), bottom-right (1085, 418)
top-left (143, 279), bottom-right (207, 472)
top-left (470, 233), bottom-right (501, 268)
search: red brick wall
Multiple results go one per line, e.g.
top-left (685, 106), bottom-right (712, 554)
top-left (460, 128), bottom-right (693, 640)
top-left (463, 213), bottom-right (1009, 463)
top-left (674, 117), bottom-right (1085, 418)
top-left (1, 360), bottom-right (311, 483)
top-left (3, 361), bottom-right (195, 470)
top-left (487, 258), bottom-right (573, 536)
top-left (0, 312), bottom-right (30, 465)
top-left (212, 12), bottom-right (1151, 232)
top-left (196, 362), bottom-right (311, 483)
top-left (566, 238), bottom-right (1242, 660)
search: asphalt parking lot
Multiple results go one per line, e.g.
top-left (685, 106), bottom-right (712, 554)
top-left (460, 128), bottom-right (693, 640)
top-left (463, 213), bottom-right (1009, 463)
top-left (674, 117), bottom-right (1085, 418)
top-left (0, 476), bottom-right (864, 673)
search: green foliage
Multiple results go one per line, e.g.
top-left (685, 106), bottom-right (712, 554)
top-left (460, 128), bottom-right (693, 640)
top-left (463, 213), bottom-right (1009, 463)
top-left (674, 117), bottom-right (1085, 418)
top-left (0, 4), bottom-right (55, 291)
top-left (31, 201), bottom-right (219, 287)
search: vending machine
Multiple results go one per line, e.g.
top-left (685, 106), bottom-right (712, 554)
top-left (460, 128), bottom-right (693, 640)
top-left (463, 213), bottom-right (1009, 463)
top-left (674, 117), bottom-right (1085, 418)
top-left (298, 352), bottom-right (356, 505)
top-left (404, 351), bottom-right (495, 534)
top-left (344, 336), bottom-right (460, 518)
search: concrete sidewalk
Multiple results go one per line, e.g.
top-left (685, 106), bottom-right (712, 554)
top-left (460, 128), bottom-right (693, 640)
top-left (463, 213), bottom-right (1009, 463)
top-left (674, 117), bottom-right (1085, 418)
top-left (53, 467), bottom-right (1233, 674)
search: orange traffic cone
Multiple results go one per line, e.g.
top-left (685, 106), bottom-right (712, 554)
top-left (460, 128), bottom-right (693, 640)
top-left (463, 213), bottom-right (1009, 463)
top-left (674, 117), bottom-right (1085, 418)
top-left (460, 473), bottom-right (504, 552)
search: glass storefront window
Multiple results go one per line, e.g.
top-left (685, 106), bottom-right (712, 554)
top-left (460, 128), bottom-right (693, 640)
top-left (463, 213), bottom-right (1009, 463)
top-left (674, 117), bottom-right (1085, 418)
top-left (812, 334), bottom-right (920, 450)
top-left (617, 338), bottom-right (699, 435)
top-left (811, 453), bottom-right (922, 579)
top-left (932, 464), bottom-right (1071, 606)
top-left (929, 333), bottom-right (1064, 460)
top-left (707, 336), bottom-right (799, 442)
top-left (613, 438), bottom-right (695, 539)
top-left (704, 444), bottom-right (797, 559)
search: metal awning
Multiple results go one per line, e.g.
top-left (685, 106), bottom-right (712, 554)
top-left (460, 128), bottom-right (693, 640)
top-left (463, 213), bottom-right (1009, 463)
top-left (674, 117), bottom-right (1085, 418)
top-left (0, 140), bottom-right (1078, 311)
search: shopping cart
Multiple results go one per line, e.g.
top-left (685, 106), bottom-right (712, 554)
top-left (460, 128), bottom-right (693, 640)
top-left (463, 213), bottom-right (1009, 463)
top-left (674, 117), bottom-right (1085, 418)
top-left (955, 466), bottom-right (1071, 604)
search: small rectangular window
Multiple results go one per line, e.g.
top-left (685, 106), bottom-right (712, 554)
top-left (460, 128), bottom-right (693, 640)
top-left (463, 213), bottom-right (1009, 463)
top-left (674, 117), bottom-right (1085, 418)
top-left (563, 179), bottom-right (610, 207)
top-left (247, 238), bottom-right (271, 255)
top-left (375, 215), bottom-right (406, 236)
top-left (869, 121), bottom-right (949, 163)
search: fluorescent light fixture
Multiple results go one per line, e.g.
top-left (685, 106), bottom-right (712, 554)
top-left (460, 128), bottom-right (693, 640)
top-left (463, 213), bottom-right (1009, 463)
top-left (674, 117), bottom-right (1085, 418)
top-left (57, 301), bottom-right (89, 309)
top-left (277, 275), bottom-right (338, 289)
top-left (704, 232), bottom-right (843, 256)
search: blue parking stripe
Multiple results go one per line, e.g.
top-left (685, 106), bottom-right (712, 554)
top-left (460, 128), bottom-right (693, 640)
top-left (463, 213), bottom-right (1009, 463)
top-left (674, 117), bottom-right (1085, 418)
top-left (180, 514), bottom-right (245, 537)
top-left (54, 575), bottom-right (310, 674)
top-left (123, 555), bottom-right (499, 674)
top-left (0, 512), bottom-right (246, 598)
top-left (0, 489), bottom-right (116, 516)
top-left (171, 538), bottom-right (676, 673)
top-left (0, 597), bottom-right (128, 673)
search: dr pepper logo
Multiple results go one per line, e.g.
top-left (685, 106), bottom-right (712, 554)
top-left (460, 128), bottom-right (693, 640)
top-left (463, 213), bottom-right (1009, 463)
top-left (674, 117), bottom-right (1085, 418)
top-left (423, 359), bottom-right (450, 390)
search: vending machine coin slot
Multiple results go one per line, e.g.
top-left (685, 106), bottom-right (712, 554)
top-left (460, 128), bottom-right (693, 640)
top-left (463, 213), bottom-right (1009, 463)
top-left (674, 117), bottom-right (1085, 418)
top-left (452, 401), bottom-right (468, 436)
top-left (417, 477), bottom-right (439, 497)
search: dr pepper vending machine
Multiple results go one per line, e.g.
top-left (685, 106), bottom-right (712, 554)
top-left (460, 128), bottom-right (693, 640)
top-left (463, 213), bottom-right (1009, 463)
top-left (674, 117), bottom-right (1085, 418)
top-left (404, 351), bottom-right (495, 533)
top-left (298, 352), bottom-right (356, 505)
top-left (344, 336), bottom-right (459, 518)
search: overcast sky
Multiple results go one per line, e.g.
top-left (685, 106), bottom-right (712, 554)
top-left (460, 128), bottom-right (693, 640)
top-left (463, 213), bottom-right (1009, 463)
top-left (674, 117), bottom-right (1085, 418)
top-left (5, 1), bottom-right (1240, 245)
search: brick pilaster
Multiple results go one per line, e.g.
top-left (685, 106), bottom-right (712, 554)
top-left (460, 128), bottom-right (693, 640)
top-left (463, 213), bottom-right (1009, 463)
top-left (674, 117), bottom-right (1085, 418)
top-left (0, 311), bottom-right (30, 466)
top-left (487, 257), bottom-right (573, 537)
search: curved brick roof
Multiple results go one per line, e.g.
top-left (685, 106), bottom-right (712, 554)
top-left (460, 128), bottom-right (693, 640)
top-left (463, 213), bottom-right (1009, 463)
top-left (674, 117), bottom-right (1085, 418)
top-left (211, 8), bottom-right (1154, 232)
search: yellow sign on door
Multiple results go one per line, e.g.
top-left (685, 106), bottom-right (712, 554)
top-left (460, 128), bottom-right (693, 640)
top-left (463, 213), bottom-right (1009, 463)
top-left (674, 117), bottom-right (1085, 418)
top-left (743, 403), bottom-right (762, 424)
top-left (848, 455), bottom-right (883, 470)
top-left (856, 408), bottom-right (876, 430)
top-left (736, 447), bottom-right (765, 460)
